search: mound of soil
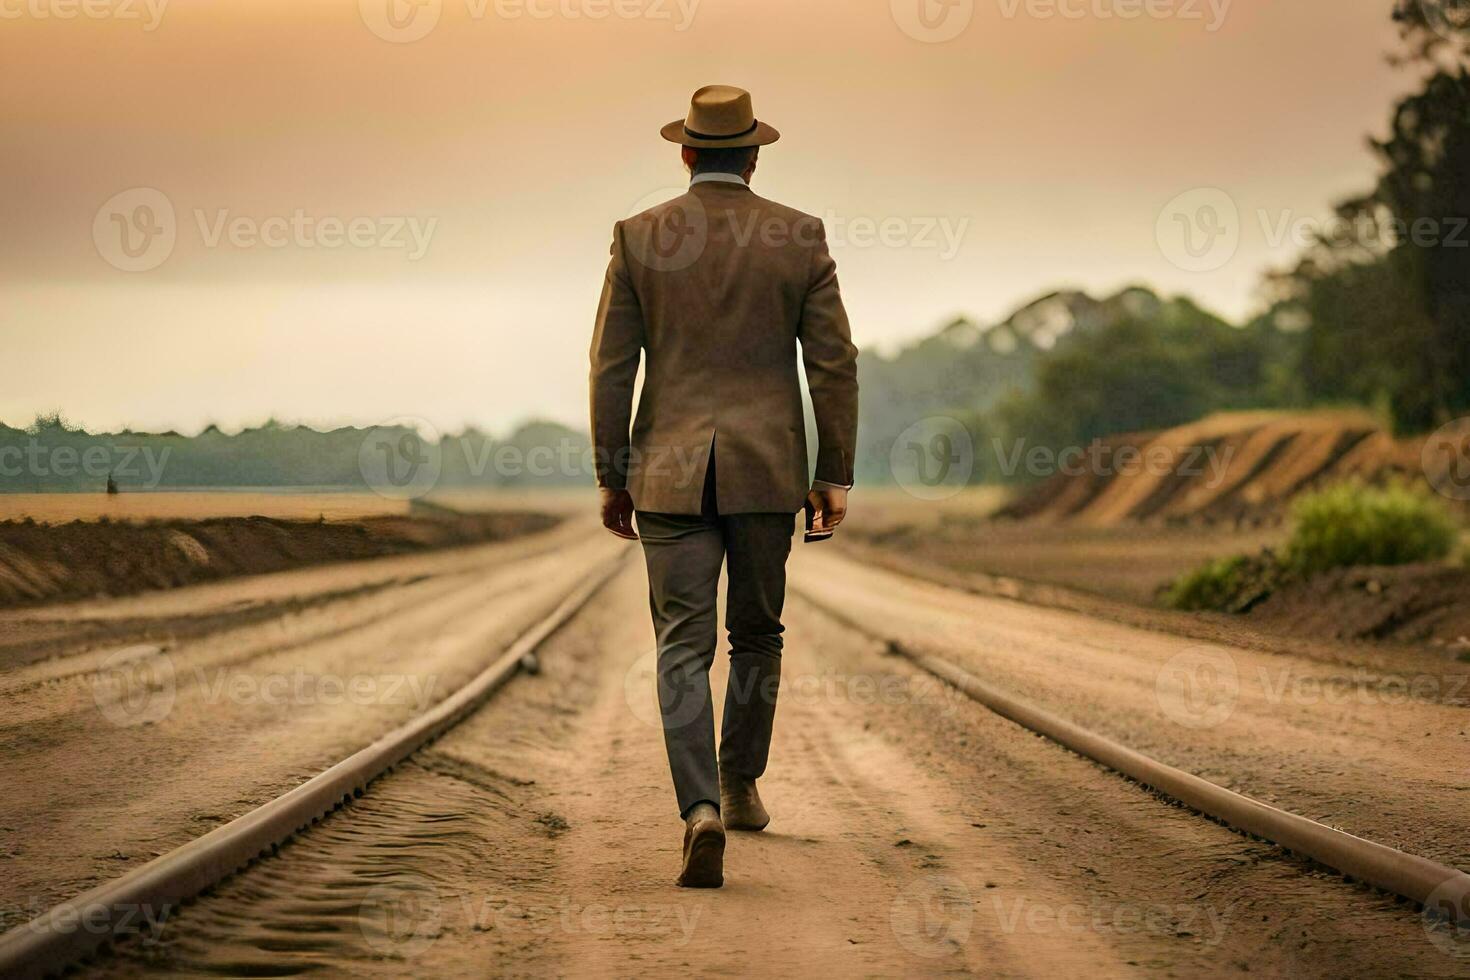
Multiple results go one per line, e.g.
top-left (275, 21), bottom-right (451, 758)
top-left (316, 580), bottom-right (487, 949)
top-left (1247, 563), bottom-right (1470, 652)
top-left (999, 410), bottom-right (1449, 527)
top-left (0, 510), bottom-right (561, 608)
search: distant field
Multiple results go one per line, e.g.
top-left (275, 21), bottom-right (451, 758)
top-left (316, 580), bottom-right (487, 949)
top-left (0, 492), bottom-right (410, 525)
top-left (0, 488), bottom-right (592, 524)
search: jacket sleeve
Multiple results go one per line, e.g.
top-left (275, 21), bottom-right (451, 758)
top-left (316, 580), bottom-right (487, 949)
top-left (798, 221), bottom-right (860, 487)
top-left (589, 221), bottom-right (645, 491)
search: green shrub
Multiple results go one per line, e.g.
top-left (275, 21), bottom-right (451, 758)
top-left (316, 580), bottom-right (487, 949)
top-left (1284, 481), bottom-right (1458, 576)
top-left (1164, 555), bottom-right (1253, 611)
top-left (1164, 481), bottom-right (1462, 612)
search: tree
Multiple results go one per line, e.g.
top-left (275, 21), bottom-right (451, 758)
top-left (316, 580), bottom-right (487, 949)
top-left (1265, 4), bottom-right (1469, 432)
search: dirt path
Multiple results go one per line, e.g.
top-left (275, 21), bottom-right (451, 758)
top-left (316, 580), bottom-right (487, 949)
top-left (0, 519), bottom-right (619, 932)
top-left (85, 561), bottom-right (1464, 977)
top-left (792, 548), bottom-right (1470, 872)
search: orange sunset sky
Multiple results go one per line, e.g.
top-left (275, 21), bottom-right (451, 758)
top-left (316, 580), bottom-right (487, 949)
top-left (1, 0), bottom-right (1418, 435)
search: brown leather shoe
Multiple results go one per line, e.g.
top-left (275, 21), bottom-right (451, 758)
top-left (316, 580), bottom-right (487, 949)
top-left (720, 772), bottom-right (771, 831)
top-left (676, 807), bottom-right (725, 888)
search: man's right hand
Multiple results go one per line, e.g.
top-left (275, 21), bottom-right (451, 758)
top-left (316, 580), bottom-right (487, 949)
top-left (599, 487), bottom-right (639, 540)
top-left (805, 484), bottom-right (848, 534)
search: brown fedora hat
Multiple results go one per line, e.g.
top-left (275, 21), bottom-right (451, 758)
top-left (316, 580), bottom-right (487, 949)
top-left (661, 85), bottom-right (781, 149)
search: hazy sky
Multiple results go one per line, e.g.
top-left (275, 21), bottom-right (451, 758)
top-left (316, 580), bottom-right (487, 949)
top-left (1, 0), bottom-right (1416, 435)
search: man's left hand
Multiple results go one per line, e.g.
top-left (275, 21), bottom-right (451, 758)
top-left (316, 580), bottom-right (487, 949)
top-left (600, 487), bottom-right (639, 540)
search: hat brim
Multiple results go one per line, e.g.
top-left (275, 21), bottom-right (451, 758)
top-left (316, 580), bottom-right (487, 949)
top-left (660, 119), bottom-right (781, 148)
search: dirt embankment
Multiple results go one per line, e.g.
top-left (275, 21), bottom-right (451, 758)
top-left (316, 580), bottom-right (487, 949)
top-left (847, 412), bottom-right (1470, 654)
top-left (999, 410), bottom-right (1463, 527)
top-left (0, 510), bottom-right (561, 608)
top-left (1246, 562), bottom-right (1470, 653)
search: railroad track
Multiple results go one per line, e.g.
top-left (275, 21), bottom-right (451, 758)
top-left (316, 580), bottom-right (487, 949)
top-left (6, 545), bottom-right (1468, 975)
top-left (0, 549), bottom-right (631, 980)
top-left (788, 581), bottom-right (1470, 939)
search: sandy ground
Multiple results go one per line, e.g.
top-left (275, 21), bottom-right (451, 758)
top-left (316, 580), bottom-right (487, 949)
top-left (0, 517), bottom-right (621, 932)
top-left (788, 550), bottom-right (1470, 871)
top-left (35, 549), bottom-right (1463, 977)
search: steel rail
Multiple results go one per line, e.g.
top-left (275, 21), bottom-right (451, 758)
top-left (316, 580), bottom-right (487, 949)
top-left (0, 548), bottom-right (630, 980)
top-left (792, 583), bottom-right (1470, 925)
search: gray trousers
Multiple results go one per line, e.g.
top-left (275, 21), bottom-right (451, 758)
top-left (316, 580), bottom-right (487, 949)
top-left (636, 508), bottom-right (795, 817)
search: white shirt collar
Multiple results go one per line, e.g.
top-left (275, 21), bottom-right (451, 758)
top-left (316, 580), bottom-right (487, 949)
top-left (690, 172), bottom-right (747, 187)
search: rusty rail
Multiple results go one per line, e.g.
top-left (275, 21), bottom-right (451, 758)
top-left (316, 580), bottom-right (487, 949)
top-left (0, 549), bottom-right (630, 979)
top-left (793, 584), bottom-right (1470, 926)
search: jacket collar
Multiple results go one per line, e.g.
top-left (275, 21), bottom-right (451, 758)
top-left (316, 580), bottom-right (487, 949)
top-left (690, 172), bottom-right (749, 189)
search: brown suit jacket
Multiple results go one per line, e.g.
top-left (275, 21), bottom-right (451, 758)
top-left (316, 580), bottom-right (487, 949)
top-left (589, 179), bottom-right (859, 515)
